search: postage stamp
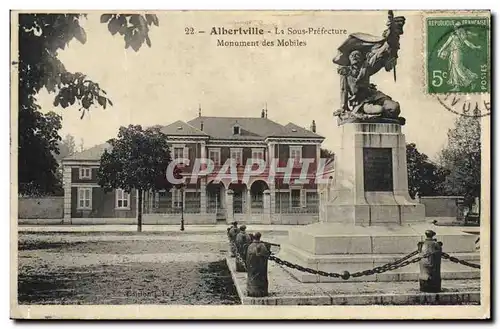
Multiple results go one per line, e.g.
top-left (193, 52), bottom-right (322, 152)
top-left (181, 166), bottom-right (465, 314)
top-left (426, 16), bottom-right (490, 94)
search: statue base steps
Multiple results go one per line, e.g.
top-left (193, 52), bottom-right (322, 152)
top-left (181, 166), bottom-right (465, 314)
top-left (323, 201), bottom-right (425, 225)
top-left (277, 222), bottom-right (479, 283)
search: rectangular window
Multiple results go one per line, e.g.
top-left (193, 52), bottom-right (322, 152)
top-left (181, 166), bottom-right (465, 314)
top-left (208, 148), bottom-right (221, 166)
top-left (230, 148), bottom-right (242, 165)
top-left (251, 148), bottom-right (265, 161)
top-left (78, 187), bottom-right (92, 209)
top-left (291, 189), bottom-right (301, 208)
top-left (300, 189), bottom-right (307, 208)
top-left (153, 192), bottom-right (160, 209)
top-left (116, 189), bottom-right (131, 209)
top-left (79, 167), bottom-right (92, 179)
top-left (173, 188), bottom-right (183, 209)
top-left (173, 147), bottom-right (184, 160)
top-left (289, 146), bottom-right (302, 165)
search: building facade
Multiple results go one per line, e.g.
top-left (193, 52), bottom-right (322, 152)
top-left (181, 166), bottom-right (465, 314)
top-left (62, 113), bottom-right (326, 224)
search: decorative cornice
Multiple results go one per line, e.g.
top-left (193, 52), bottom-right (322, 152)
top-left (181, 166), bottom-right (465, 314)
top-left (207, 139), bottom-right (267, 147)
top-left (168, 136), bottom-right (210, 141)
top-left (265, 137), bottom-right (324, 144)
top-left (62, 160), bottom-right (100, 166)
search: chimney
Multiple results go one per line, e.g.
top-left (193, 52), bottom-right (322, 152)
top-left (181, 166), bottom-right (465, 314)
top-left (200, 120), bottom-right (204, 131)
top-left (311, 120), bottom-right (316, 133)
top-left (198, 104), bottom-right (202, 117)
top-left (261, 109), bottom-right (265, 118)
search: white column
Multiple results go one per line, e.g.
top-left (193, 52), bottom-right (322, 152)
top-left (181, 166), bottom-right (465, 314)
top-left (316, 143), bottom-right (321, 166)
top-left (268, 142), bottom-right (276, 216)
top-left (200, 141), bottom-right (206, 160)
top-left (268, 142), bottom-right (275, 161)
top-left (246, 188), bottom-right (251, 214)
top-left (200, 177), bottom-right (206, 214)
top-left (263, 189), bottom-right (271, 224)
top-left (63, 166), bottom-right (72, 223)
top-left (226, 189), bottom-right (234, 223)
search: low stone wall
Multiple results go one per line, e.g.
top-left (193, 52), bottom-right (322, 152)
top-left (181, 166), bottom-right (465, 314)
top-left (419, 196), bottom-right (463, 219)
top-left (18, 197), bottom-right (64, 219)
top-left (142, 214), bottom-right (217, 225)
top-left (271, 214), bottom-right (318, 225)
top-left (68, 218), bottom-right (136, 225)
top-left (225, 213), bottom-right (319, 225)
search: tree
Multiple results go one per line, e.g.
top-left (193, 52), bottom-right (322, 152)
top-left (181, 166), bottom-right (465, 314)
top-left (320, 148), bottom-right (335, 160)
top-left (439, 115), bottom-right (481, 207)
top-left (17, 13), bottom-right (159, 195)
top-left (54, 134), bottom-right (76, 162)
top-left (18, 109), bottom-right (63, 196)
top-left (406, 143), bottom-right (449, 199)
top-left (97, 125), bottom-right (171, 232)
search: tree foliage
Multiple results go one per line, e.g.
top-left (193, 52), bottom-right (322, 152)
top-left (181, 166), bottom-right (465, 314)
top-left (18, 108), bottom-right (63, 196)
top-left (439, 116), bottom-right (481, 206)
top-left (320, 148), bottom-right (335, 159)
top-left (97, 125), bottom-right (171, 231)
top-left (100, 14), bottom-right (159, 51)
top-left (406, 143), bottom-right (449, 199)
top-left (17, 13), bottom-right (158, 196)
top-left (54, 134), bottom-right (76, 162)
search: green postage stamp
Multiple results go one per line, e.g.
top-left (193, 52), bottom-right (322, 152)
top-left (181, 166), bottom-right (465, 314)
top-left (426, 16), bottom-right (490, 94)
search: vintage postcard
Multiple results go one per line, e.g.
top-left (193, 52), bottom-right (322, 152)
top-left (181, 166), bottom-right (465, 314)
top-left (10, 10), bottom-right (490, 320)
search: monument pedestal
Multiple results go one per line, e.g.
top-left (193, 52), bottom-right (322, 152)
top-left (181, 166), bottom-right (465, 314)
top-left (278, 123), bottom-right (479, 283)
top-left (278, 222), bottom-right (479, 283)
top-left (324, 123), bottom-right (424, 224)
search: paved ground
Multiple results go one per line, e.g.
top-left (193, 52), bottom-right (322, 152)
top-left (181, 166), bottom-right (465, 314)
top-left (17, 221), bottom-right (480, 234)
top-left (17, 230), bottom-right (287, 305)
top-left (17, 224), bottom-right (292, 234)
top-left (228, 257), bottom-right (481, 305)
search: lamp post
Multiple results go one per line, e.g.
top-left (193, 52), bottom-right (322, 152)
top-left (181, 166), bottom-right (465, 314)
top-left (173, 164), bottom-right (185, 231)
top-left (180, 184), bottom-right (185, 231)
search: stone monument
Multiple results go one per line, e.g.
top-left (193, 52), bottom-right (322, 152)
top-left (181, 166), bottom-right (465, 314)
top-left (278, 11), bottom-right (479, 283)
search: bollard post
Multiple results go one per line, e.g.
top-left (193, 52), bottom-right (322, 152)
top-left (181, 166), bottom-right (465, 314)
top-left (246, 232), bottom-right (270, 297)
top-left (418, 230), bottom-right (443, 293)
top-left (235, 225), bottom-right (251, 272)
top-left (227, 221), bottom-right (239, 258)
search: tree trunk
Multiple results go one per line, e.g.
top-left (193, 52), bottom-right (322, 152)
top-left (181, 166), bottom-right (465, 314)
top-left (137, 189), bottom-right (143, 232)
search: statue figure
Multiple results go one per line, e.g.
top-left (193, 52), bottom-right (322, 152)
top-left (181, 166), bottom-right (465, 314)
top-left (227, 221), bottom-right (239, 258)
top-left (235, 225), bottom-right (252, 272)
top-left (246, 232), bottom-right (270, 297)
top-left (332, 11), bottom-right (406, 125)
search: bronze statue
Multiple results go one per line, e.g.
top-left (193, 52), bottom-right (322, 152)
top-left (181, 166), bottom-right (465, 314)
top-left (227, 221), bottom-right (239, 258)
top-left (246, 232), bottom-right (270, 297)
top-left (333, 11), bottom-right (406, 125)
top-left (235, 225), bottom-right (252, 272)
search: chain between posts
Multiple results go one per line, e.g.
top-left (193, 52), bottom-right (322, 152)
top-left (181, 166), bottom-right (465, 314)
top-left (441, 252), bottom-right (481, 269)
top-left (230, 240), bottom-right (480, 280)
top-left (230, 240), bottom-right (248, 270)
top-left (269, 250), bottom-right (426, 280)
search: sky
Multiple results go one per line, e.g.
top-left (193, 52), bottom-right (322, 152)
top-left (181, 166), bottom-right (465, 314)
top-left (35, 11), bottom-right (479, 159)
